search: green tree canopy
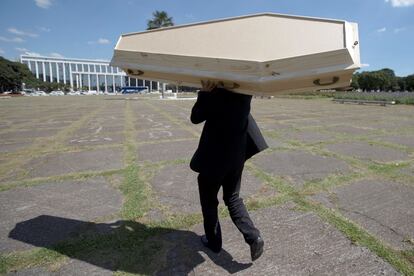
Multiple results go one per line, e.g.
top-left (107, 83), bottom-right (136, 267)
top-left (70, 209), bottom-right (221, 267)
top-left (147, 10), bottom-right (174, 30)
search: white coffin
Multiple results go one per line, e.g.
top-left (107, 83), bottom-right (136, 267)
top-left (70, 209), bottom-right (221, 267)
top-left (110, 13), bottom-right (360, 96)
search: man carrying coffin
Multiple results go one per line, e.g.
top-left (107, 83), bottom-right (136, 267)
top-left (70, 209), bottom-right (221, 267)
top-left (190, 80), bottom-right (268, 262)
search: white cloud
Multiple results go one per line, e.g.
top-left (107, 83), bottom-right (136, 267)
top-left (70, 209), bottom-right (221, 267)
top-left (25, 51), bottom-right (42, 57)
top-left (38, 26), bottom-right (51, 32)
top-left (35, 0), bottom-right (53, 9)
top-left (88, 38), bottom-right (110, 45)
top-left (385, 0), bottom-right (414, 7)
top-left (0, 48), bottom-right (5, 55)
top-left (394, 27), bottom-right (406, 33)
top-left (376, 27), bottom-right (387, 33)
top-left (97, 38), bottom-right (110, 44)
top-left (8, 27), bottom-right (38, 38)
top-left (49, 52), bottom-right (64, 58)
top-left (0, 36), bottom-right (25, 43)
top-left (361, 63), bottom-right (370, 67)
top-left (16, 47), bottom-right (29, 52)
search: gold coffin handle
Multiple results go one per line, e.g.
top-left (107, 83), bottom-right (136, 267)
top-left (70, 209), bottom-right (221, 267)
top-left (313, 76), bottom-right (339, 86)
top-left (127, 69), bottom-right (144, 76)
top-left (217, 81), bottom-right (240, 90)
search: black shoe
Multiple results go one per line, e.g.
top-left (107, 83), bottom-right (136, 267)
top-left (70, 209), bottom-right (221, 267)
top-left (250, 236), bottom-right (264, 261)
top-left (200, 235), bottom-right (221, 253)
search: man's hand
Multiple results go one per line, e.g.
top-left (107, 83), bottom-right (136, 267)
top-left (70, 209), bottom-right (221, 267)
top-left (201, 80), bottom-right (217, 92)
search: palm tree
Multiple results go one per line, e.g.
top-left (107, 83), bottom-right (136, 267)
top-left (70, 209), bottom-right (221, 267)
top-left (147, 11), bottom-right (174, 30)
top-left (147, 11), bottom-right (174, 98)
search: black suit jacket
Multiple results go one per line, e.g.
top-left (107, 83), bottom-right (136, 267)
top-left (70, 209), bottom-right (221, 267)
top-left (190, 88), bottom-right (268, 178)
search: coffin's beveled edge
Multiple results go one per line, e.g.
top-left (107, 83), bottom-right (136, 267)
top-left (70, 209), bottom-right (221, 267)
top-left (119, 12), bottom-right (349, 38)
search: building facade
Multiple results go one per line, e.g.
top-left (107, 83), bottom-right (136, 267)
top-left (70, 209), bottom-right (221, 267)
top-left (20, 55), bottom-right (160, 92)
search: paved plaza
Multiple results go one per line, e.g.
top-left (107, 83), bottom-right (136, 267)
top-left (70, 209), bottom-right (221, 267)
top-left (0, 95), bottom-right (413, 275)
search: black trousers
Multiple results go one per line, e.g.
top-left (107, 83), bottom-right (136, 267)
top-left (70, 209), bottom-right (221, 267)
top-left (197, 165), bottom-right (260, 251)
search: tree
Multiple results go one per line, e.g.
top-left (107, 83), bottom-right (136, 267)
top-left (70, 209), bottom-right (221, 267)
top-left (147, 11), bottom-right (174, 30)
top-left (351, 72), bottom-right (360, 90)
top-left (0, 56), bottom-right (43, 92)
top-left (405, 74), bottom-right (414, 91)
top-left (146, 11), bottom-right (174, 98)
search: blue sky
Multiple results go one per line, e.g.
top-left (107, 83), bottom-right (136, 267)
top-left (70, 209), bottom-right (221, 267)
top-left (0, 0), bottom-right (413, 76)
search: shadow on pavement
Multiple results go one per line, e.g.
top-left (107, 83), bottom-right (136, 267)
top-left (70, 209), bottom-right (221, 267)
top-left (9, 215), bottom-right (252, 275)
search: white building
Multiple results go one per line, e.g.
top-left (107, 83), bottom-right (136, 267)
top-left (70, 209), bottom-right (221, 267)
top-left (20, 55), bottom-right (160, 92)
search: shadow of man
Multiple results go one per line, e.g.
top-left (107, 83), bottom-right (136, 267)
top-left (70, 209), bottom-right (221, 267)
top-left (9, 215), bottom-right (252, 275)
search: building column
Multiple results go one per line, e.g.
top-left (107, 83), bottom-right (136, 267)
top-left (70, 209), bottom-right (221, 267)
top-left (27, 60), bottom-right (32, 71)
top-left (63, 63), bottom-right (66, 84)
top-left (104, 75), bottom-right (108, 92)
top-left (96, 74), bottom-right (99, 92)
top-left (112, 75), bottom-right (115, 92)
top-left (79, 74), bottom-right (83, 89)
top-left (56, 62), bottom-right (60, 83)
top-left (69, 64), bottom-right (73, 90)
top-left (128, 77), bottom-right (131, 86)
top-left (88, 74), bottom-right (91, 91)
top-left (42, 62), bottom-right (46, 82)
top-left (49, 62), bottom-right (53, 82)
top-left (150, 81), bottom-right (153, 92)
top-left (76, 74), bottom-right (79, 89)
top-left (35, 62), bottom-right (39, 79)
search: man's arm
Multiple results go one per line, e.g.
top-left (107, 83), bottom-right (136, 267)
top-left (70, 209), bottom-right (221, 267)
top-left (190, 91), bottom-right (211, 124)
top-left (190, 81), bottom-right (217, 124)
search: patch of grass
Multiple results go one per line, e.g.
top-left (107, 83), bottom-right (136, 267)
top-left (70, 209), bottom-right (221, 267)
top-left (401, 249), bottom-right (414, 265)
top-left (0, 103), bottom-right (108, 181)
top-left (300, 172), bottom-right (365, 195)
top-left (119, 164), bottom-right (152, 220)
top-left (368, 162), bottom-right (409, 175)
top-left (248, 163), bottom-right (414, 275)
top-left (307, 201), bottom-right (414, 276)
top-left (0, 248), bottom-right (66, 274)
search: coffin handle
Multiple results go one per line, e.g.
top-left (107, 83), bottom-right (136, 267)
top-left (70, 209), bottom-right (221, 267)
top-left (217, 81), bottom-right (240, 90)
top-left (127, 69), bottom-right (144, 76)
top-left (313, 76), bottom-right (339, 86)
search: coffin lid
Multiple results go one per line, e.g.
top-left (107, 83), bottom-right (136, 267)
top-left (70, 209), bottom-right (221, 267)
top-left (113, 12), bottom-right (355, 63)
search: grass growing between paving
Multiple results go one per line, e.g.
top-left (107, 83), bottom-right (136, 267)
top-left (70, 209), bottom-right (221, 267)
top-left (247, 162), bottom-right (414, 276)
top-left (1, 98), bottom-right (413, 274)
top-left (0, 103), bottom-right (108, 182)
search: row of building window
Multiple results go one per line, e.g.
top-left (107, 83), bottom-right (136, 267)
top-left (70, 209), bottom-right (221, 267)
top-left (21, 60), bottom-right (120, 75)
top-left (20, 57), bottom-right (161, 92)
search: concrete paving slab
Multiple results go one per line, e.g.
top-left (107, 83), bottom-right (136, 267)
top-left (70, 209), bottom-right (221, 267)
top-left (1, 129), bottom-right (60, 141)
top-left (66, 132), bottom-right (124, 146)
top-left (136, 128), bottom-right (194, 142)
top-left (288, 118), bottom-right (324, 128)
top-left (377, 135), bottom-right (414, 149)
top-left (325, 141), bottom-right (410, 163)
top-left (262, 136), bottom-right (286, 148)
top-left (0, 141), bottom-right (32, 153)
top-left (137, 140), bottom-right (198, 163)
top-left (150, 163), bottom-right (272, 214)
top-left (326, 125), bottom-right (374, 136)
top-left (155, 204), bottom-right (399, 275)
top-left (310, 179), bottom-right (414, 250)
top-left (24, 147), bottom-right (124, 178)
top-left (0, 177), bottom-right (123, 253)
top-left (252, 150), bottom-right (351, 187)
top-left (399, 164), bottom-right (414, 177)
top-left (281, 129), bottom-right (335, 144)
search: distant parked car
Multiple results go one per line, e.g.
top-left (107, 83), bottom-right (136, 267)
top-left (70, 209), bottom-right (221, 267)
top-left (67, 91), bottom-right (81, 96)
top-left (86, 90), bottom-right (98, 95)
top-left (104, 91), bottom-right (117, 95)
top-left (35, 91), bottom-right (48, 96)
top-left (50, 91), bottom-right (65, 96)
